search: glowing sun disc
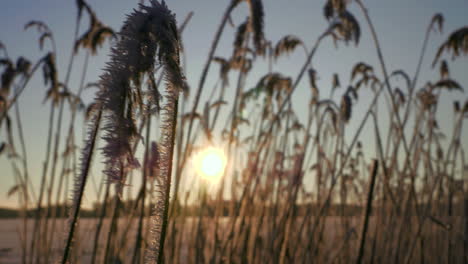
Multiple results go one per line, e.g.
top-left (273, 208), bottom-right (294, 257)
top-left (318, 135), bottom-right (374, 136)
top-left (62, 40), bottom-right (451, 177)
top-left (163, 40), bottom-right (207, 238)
top-left (195, 147), bottom-right (226, 181)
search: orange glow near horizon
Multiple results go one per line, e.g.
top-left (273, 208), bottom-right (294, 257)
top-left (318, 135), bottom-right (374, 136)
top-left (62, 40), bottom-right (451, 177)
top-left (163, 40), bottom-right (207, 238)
top-left (194, 147), bottom-right (226, 183)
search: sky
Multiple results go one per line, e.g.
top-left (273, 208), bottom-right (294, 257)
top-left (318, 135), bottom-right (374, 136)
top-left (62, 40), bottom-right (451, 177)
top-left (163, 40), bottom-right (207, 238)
top-left (0, 0), bottom-right (467, 208)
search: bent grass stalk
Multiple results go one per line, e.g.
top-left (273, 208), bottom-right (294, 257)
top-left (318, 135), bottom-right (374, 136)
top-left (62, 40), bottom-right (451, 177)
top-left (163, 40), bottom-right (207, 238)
top-left (61, 107), bottom-right (101, 263)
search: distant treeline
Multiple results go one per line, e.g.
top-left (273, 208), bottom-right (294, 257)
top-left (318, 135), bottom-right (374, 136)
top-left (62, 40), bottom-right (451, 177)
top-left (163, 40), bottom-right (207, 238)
top-left (1, 200), bottom-right (466, 218)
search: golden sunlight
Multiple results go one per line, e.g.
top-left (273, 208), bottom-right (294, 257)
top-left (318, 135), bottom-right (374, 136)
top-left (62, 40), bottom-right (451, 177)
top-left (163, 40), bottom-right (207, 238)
top-left (195, 147), bottom-right (227, 182)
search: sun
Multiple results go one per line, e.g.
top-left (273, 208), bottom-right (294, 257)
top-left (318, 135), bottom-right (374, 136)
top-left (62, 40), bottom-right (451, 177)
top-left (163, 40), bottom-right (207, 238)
top-left (194, 147), bottom-right (227, 182)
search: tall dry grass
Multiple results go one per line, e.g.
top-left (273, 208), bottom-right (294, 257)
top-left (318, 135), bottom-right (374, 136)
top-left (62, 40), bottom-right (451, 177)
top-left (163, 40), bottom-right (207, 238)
top-left (0, 0), bottom-right (467, 263)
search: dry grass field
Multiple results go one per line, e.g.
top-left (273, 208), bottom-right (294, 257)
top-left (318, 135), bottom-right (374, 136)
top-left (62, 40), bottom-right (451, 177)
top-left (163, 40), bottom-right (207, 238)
top-left (0, 0), bottom-right (467, 263)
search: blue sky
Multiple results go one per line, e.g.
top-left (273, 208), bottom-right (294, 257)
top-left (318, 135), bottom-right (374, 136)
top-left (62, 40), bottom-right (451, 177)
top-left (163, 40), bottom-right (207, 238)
top-left (0, 0), bottom-right (467, 208)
